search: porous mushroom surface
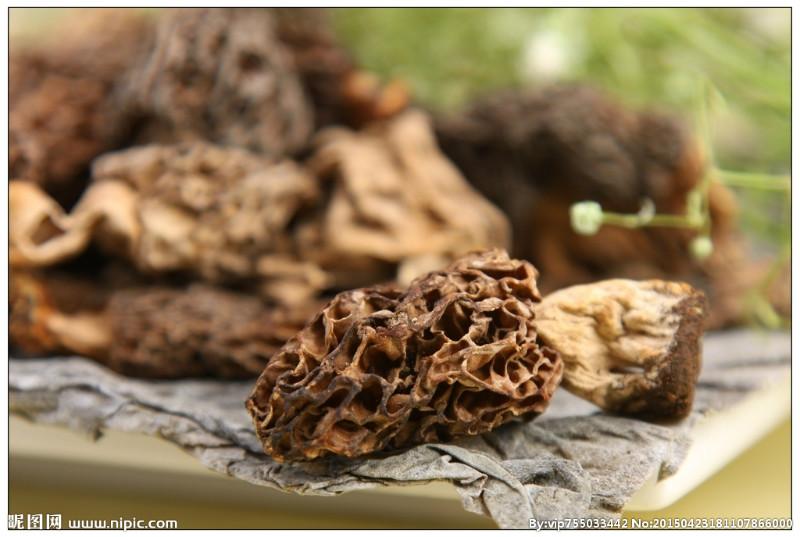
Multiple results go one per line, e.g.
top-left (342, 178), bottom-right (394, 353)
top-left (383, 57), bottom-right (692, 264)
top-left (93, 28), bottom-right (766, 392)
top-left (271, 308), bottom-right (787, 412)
top-left (247, 250), bottom-right (563, 462)
top-left (533, 279), bottom-right (707, 419)
top-left (106, 285), bottom-right (320, 379)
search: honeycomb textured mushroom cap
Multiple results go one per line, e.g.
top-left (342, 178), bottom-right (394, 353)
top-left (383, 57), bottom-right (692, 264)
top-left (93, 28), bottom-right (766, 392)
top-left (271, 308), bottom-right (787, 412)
top-left (246, 250), bottom-right (563, 462)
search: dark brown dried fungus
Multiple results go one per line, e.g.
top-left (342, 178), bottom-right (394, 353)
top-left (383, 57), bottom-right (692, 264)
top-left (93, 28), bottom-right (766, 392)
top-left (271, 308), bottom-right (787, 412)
top-left (10, 268), bottom-right (317, 379)
top-left (434, 85), bottom-right (752, 328)
top-left (127, 8), bottom-right (313, 156)
top-left (10, 9), bottom-right (154, 207)
top-left (247, 250), bottom-right (563, 462)
top-left (106, 285), bottom-right (320, 379)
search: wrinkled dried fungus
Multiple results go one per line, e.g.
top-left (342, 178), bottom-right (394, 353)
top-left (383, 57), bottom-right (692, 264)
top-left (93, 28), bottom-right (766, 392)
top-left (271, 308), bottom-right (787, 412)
top-left (434, 85), bottom-right (770, 328)
top-left (10, 270), bottom-right (117, 359)
top-left (127, 8), bottom-right (313, 156)
top-left (297, 110), bottom-right (512, 287)
top-left (534, 279), bottom-right (707, 419)
top-left (247, 250), bottom-right (563, 462)
top-left (10, 143), bottom-right (326, 305)
top-left (106, 285), bottom-right (320, 378)
top-left (10, 269), bottom-right (318, 379)
top-left (10, 9), bottom-right (154, 206)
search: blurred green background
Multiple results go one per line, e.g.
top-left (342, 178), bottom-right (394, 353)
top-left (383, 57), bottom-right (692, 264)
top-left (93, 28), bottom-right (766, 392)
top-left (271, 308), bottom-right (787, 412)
top-left (334, 8), bottom-right (789, 172)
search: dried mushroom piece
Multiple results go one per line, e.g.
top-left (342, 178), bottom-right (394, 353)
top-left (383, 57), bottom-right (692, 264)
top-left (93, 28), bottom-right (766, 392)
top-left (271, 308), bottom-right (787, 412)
top-left (11, 143), bottom-right (326, 305)
top-left (270, 8), bottom-right (409, 129)
top-left (297, 110), bottom-right (512, 287)
top-left (534, 279), bottom-right (707, 419)
top-left (435, 85), bottom-right (708, 218)
top-left (247, 250), bottom-right (563, 462)
top-left (9, 180), bottom-right (140, 268)
top-left (10, 8), bottom-right (154, 206)
top-left (10, 271), bottom-right (112, 360)
top-left (106, 285), bottom-right (321, 379)
top-left (435, 85), bottom-right (746, 327)
top-left (10, 270), bottom-right (318, 379)
top-left (127, 8), bottom-right (313, 156)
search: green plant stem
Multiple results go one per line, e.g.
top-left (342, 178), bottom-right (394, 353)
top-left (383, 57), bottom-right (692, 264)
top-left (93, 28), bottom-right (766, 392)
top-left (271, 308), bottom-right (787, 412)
top-left (600, 212), bottom-right (702, 229)
top-left (716, 169), bottom-right (791, 191)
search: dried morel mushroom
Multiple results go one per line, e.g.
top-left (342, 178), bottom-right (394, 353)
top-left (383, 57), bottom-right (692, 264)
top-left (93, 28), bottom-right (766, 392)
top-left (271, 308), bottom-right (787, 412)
top-left (435, 85), bottom-right (708, 216)
top-left (533, 279), bottom-right (707, 419)
top-left (247, 250), bottom-right (563, 462)
top-left (126, 8), bottom-right (313, 156)
top-left (435, 84), bottom-right (748, 327)
top-left (297, 110), bottom-right (512, 288)
top-left (106, 285), bottom-right (320, 379)
top-left (10, 143), bottom-right (326, 305)
top-left (10, 270), bottom-right (318, 379)
top-left (10, 8), bottom-right (154, 207)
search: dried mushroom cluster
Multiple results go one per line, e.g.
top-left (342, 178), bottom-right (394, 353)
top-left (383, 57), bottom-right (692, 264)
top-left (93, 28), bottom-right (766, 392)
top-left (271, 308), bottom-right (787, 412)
top-left (10, 8), bottom-right (508, 378)
top-left (247, 251), bottom-right (563, 462)
top-left (10, 111), bottom-right (508, 305)
top-left (11, 8), bottom-right (763, 461)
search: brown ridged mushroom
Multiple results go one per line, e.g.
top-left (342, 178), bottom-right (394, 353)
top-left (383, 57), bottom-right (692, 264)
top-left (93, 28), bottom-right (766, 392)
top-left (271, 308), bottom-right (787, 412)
top-left (10, 270), bottom-right (319, 379)
top-left (247, 250), bottom-right (563, 462)
top-left (10, 8), bottom-right (155, 207)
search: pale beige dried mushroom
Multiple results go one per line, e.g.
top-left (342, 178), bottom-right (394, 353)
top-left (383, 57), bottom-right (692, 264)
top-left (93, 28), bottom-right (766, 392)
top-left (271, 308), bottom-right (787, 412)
top-left (533, 279), bottom-right (707, 419)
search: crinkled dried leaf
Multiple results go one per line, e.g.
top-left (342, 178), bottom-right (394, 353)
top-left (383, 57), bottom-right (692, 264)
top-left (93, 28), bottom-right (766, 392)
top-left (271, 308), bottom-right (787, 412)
top-left (247, 250), bottom-right (563, 462)
top-left (534, 279), bottom-right (707, 419)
